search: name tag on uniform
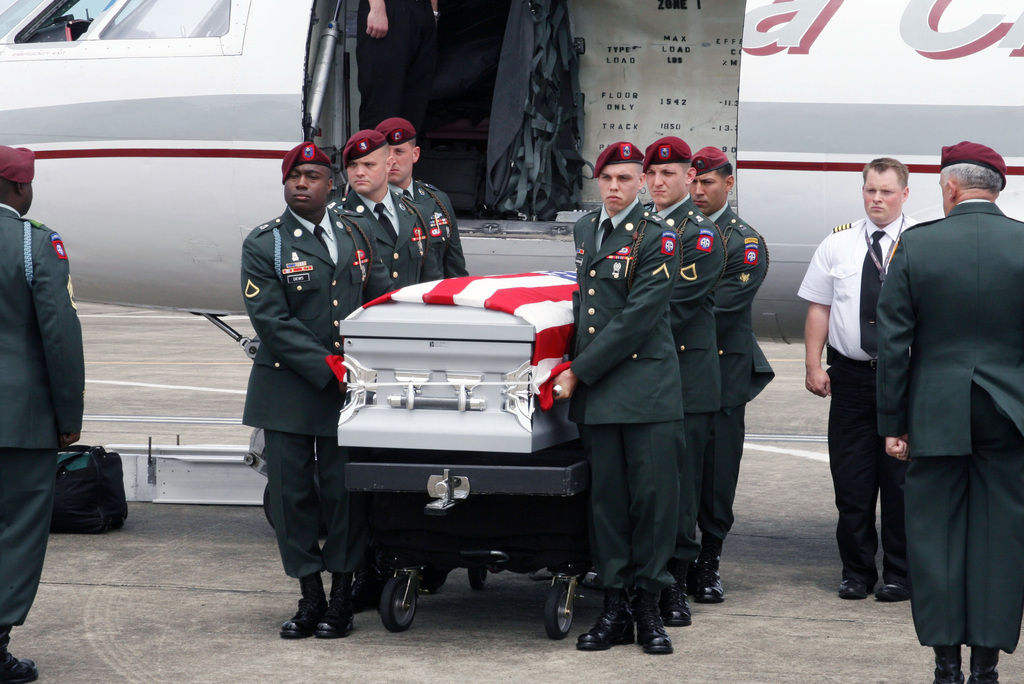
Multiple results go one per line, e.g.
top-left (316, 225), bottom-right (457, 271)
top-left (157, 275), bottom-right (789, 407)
top-left (287, 273), bottom-right (310, 284)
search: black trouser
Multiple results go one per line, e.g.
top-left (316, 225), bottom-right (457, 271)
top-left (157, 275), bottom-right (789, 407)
top-left (357, 0), bottom-right (437, 131)
top-left (827, 354), bottom-right (908, 587)
top-left (264, 431), bottom-right (369, 578)
top-left (698, 404), bottom-right (745, 541)
top-left (906, 384), bottom-right (1024, 652)
top-left (0, 448), bottom-right (55, 627)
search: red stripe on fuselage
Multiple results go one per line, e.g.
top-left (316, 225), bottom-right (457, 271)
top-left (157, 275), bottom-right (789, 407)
top-left (737, 160), bottom-right (1024, 176)
top-left (33, 148), bottom-right (287, 160)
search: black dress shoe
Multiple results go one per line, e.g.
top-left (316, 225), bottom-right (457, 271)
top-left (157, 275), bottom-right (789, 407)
top-left (316, 572), bottom-right (354, 639)
top-left (635, 589), bottom-right (673, 655)
top-left (0, 628), bottom-right (38, 684)
top-left (693, 536), bottom-right (725, 603)
top-left (576, 589), bottom-right (634, 651)
top-left (280, 573), bottom-right (328, 639)
top-left (838, 578), bottom-right (868, 600)
top-left (875, 580), bottom-right (911, 602)
top-left (968, 646), bottom-right (999, 684)
top-left (660, 561), bottom-right (692, 627)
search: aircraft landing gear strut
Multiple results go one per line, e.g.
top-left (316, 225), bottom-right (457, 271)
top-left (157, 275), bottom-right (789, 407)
top-left (195, 313), bottom-right (259, 359)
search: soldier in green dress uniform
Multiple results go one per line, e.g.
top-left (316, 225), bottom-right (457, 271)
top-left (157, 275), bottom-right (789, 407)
top-left (241, 142), bottom-right (392, 640)
top-left (339, 129), bottom-right (442, 289)
top-left (643, 137), bottom-right (726, 628)
top-left (0, 145), bottom-right (85, 684)
top-left (878, 142), bottom-right (1024, 684)
top-left (375, 117), bottom-right (469, 279)
top-left (552, 141), bottom-right (683, 655)
top-left (688, 147), bottom-right (774, 603)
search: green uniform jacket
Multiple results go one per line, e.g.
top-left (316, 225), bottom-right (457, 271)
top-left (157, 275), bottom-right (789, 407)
top-left (241, 207), bottom-right (392, 436)
top-left (340, 190), bottom-right (443, 288)
top-left (569, 203), bottom-right (684, 425)
top-left (0, 207), bottom-right (85, 448)
top-left (877, 201), bottom-right (1024, 455)
top-left (406, 180), bottom-right (469, 278)
top-left (713, 206), bottom-right (773, 408)
top-left (660, 198), bottom-right (725, 414)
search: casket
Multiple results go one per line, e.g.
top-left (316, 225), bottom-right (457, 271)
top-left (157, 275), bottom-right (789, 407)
top-left (337, 274), bottom-right (579, 454)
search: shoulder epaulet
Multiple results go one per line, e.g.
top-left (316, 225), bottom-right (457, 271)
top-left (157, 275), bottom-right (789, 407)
top-left (421, 181), bottom-right (438, 191)
top-left (27, 218), bottom-right (44, 229)
top-left (903, 218), bottom-right (937, 231)
top-left (832, 223), bottom-right (852, 233)
top-left (642, 211), bottom-right (664, 223)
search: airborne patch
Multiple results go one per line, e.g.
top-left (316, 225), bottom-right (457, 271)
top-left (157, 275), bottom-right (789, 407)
top-left (696, 228), bottom-right (715, 253)
top-left (660, 231), bottom-right (677, 255)
top-left (744, 243), bottom-right (760, 265)
top-left (50, 233), bottom-right (67, 259)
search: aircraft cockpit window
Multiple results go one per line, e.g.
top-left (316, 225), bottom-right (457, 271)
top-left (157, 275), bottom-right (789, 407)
top-left (0, 0), bottom-right (44, 43)
top-left (100, 0), bottom-right (230, 40)
top-left (14, 0), bottom-right (110, 43)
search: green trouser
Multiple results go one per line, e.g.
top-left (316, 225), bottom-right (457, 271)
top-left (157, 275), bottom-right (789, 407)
top-left (674, 412), bottom-right (713, 564)
top-left (0, 448), bottom-right (56, 627)
top-left (264, 430), bottom-right (369, 578)
top-left (698, 404), bottom-right (745, 541)
top-left (580, 420), bottom-right (680, 593)
top-left (905, 384), bottom-right (1024, 653)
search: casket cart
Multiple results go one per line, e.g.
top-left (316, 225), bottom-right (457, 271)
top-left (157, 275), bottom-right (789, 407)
top-left (338, 274), bottom-right (590, 639)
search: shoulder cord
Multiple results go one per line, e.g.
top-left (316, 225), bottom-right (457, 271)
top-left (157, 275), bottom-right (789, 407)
top-left (273, 227), bottom-right (284, 283)
top-left (23, 220), bottom-right (33, 289)
top-left (399, 195), bottom-right (432, 263)
top-left (337, 213), bottom-right (375, 289)
top-left (625, 219), bottom-right (648, 291)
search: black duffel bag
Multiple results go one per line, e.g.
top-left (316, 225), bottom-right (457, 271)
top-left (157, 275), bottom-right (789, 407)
top-left (52, 445), bottom-right (128, 533)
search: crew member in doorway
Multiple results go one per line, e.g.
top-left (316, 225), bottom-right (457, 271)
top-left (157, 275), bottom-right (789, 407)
top-left (0, 145), bottom-right (85, 683)
top-left (340, 130), bottom-right (442, 288)
top-left (643, 136), bottom-right (726, 629)
top-left (688, 147), bottom-right (773, 604)
top-left (357, 0), bottom-right (438, 131)
top-left (552, 141), bottom-right (682, 655)
top-left (240, 141), bottom-right (392, 640)
top-left (376, 116), bottom-right (469, 278)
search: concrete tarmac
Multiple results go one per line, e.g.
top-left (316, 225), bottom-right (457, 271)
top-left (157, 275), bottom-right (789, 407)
top-left (13, 303), bottom-right (1017, 683)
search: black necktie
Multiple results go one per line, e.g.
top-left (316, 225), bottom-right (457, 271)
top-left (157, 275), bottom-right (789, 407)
top-left (313, 224), bottom-right (329, 250)
top-left (600, 218), bottom-right (614, 247)
top-left (375, 203), bottom-right (397, 241)
top-left (404, 189), bottom-right (414, 201)
top-left (860, 230), bottom-right (885, 357)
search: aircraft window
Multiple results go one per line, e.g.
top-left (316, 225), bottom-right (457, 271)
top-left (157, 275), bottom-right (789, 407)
top-left (100, 0), bottom-right (230, 40)
top-left (10, 0), bottom-right (111, 42)
top-left (0, 0), bottom-right (44, 42)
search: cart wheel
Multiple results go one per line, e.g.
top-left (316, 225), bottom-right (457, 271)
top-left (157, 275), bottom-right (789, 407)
top-left (262, 484), bottom-right (274, 529)
top-left (467, 566), bottom-right (487, 590)
top-left (379, 575), bottom-right (417, 632)
top-left (543, 581), bottom-right (574, 640)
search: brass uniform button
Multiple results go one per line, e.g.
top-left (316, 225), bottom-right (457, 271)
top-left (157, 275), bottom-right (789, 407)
top-left (631, 353), bottom-right (638, 359)
top-left (332, 280), bottom-right (337, 286)
top-left (296, 285), bottom-right (303, 291)
top-left (335, 342), bottom-right (341, 348)
top-left (719, 350), bottom-right (724, 355)
top-left (679, 345), bottom-right (686, 351)
top-left (392, 271), bottom-right (399, 279)
top-left (274, 362), bottom-right (280, 368)
top-left (588, 288), bottom-right (595, 295)
top-left (589, 270), bottom-right (596, 277)
top-left (588, 308), bottom-right (595, 315)
top-left (393, 253), bottom-right (400, 260)
top-left (588, 327), bottom-right (595, 334)
top-left (333, 300), bottom-right (338, 306)
top-left (334, 321), bottom-right (339, 327)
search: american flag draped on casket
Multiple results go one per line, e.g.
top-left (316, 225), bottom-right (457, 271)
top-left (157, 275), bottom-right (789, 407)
top-left (335, 273), bottom-right (579, 453)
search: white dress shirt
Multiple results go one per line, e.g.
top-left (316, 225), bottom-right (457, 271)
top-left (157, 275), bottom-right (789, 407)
top-left (288, 208), bottom-right (338, 264)
top-left (798, 214), bottom-right (916, 360)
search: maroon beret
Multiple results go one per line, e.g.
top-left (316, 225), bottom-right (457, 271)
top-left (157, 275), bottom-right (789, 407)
top-left (343, 130), bottom-right (388, 166)
top-left (375, 117), bottom-right (417, 146)
top-left (941, 141), bottom-right (1006, 190)
top-left (691, 147), bottom-right (731, 176)
top-left (643, 137), bottom-right (692, 173)
top-left (281, 142), bottom-right (331, 184)
top-left (0, 146), bottom-right (34, 184)
top-left (594, 141), bottom-right (642, 177)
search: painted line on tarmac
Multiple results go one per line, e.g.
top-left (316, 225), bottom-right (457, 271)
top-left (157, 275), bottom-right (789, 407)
top-left (86, 379), bottom-right (246, 394)
top-left (85, 414), bottom-right (242, 425)
top-left (744, 442), bottom-right (828, 462)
